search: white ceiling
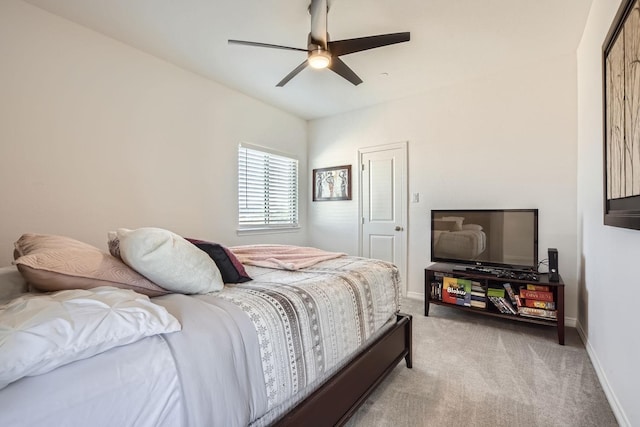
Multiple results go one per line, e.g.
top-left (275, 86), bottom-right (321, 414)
top-left (24, 0), bottom-right (593, 120)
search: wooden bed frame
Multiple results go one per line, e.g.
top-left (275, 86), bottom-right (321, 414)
top-left (275, 313), bottom-right (413, 426)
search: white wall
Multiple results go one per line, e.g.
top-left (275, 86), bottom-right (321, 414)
top-left (309, 55), bottom-right (579, 319)
top-left (0, 0), bottom-right (308, 266)
top-left (577, 0), bottom-right (638, 425)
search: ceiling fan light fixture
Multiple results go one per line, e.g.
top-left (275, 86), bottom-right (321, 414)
top-left (308, 49), bottom-right (331, 69)
top-left (229, 1), bottom-right (410, 86)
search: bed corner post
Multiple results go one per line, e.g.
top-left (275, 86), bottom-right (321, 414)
top-left (397, 312), bottom-right (413, 369)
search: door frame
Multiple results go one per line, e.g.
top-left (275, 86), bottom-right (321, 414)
top-left (358, 141), bottom-right (408, 296)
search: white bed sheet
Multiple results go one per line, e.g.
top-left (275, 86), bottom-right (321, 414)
top-left (0, 293), bottom-right (267, 427)
top-left (0, 335), bottom-right (182, 427)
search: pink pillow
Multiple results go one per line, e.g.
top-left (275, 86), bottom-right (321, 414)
top-left (14, 233), bottom-right (169, 297)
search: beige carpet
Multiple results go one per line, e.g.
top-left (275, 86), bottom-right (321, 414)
top-left (346, 298), bottom-right (618, 427)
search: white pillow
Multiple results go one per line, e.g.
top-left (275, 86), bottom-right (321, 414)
top-left (0, 266), bottom-right (28, 303)
top-left (117, 227), bottom-right (223, 294)
top-left (0, 286), bottom-right (181, 389)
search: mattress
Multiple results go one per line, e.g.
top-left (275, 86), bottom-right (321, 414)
top-left (0, 256), bottom-right (400, 427)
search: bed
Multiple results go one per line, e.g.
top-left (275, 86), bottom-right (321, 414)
top-left (0, 231), bottom-right (412, 427)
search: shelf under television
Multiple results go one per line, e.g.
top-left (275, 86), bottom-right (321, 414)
top-left (427, 300), bottom-right (558, 326)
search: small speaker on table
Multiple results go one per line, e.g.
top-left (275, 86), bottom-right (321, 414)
top-left (548, 248), bottom-right (559, 282)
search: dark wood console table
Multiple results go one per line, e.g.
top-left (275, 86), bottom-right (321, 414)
top-left (425, 263), bottom-right (565, 345)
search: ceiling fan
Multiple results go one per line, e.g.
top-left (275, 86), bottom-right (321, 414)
top-left (228, 0), bottom-right (410, 87)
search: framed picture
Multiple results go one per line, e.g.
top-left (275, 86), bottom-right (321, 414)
top-left (603, 0), bottom-right (640, 230)
top-left (313, 165), bottom-right (352, 201)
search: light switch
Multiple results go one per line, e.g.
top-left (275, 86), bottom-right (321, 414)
top-left (412, 193), bottom-right (420, 203)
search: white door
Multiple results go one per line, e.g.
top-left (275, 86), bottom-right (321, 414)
top-left (359, 142), bottom-right (407, 294)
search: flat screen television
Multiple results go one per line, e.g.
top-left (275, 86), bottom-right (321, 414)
top-left (431, 209), bottom-right (538, 271)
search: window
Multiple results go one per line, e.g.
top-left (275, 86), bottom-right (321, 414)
top-left (238, 144), bottom-right (298, 231)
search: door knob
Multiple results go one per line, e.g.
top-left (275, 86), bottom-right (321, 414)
top-left (395, 226), bottom-right (404, 231)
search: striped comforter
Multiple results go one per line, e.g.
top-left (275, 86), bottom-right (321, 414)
top-left (216, 255), bottom-right (401, 425)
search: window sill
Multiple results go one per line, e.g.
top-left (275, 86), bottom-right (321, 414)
top-left (236, 226), bottom-right (301, 236)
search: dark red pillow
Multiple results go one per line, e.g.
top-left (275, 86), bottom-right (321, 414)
top-left (185, 239), bottom-right (251, 284)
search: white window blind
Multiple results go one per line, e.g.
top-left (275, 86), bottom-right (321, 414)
top-left (238, 144), bottom-right (298, 229)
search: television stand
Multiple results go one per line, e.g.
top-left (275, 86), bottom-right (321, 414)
top-left (425, 263), bottom-right (565, 344)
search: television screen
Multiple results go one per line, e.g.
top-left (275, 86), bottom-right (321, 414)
top-left (430, 209), bottom-right (538, 270)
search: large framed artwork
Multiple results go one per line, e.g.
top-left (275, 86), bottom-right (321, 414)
top-left (313, 165), bottom-right (352, 201)
top-left (603, 0), bottom-right (640, 230)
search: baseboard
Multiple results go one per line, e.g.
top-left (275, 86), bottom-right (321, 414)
top-left (575, 320), bottom-right (587, 344)
top-left (564, 316), bottom-right (576, 328)
top-left (576, 320), bottom-right (631, 427)
top-left (406, 291), bottom-right (424, 301)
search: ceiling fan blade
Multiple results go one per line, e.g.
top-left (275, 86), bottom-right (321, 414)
top-left (328, 32), bottom-right (410, 56)
top-left (276, 61), bottom-right (309, 87)
top-left (228, 39), bottom-right (307, 52)
top-left (309, 0), bottom-right (328, 48)
top-left (328, 57), bottom-right (362, 86)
